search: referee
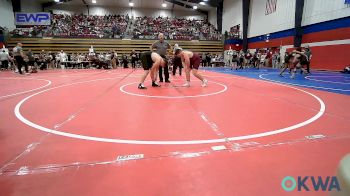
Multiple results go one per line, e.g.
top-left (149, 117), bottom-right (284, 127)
top-left (150, 33), bottom-right (171, 83)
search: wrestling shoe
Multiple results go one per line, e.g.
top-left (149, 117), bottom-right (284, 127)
top-left (182, 82), bottom-right (190, 87)
top-left (152, 81), bottom-right (161, 87)
top-left (201, 79), bottom-right (208, 87)
top-left (138, 84), bottom-right (147, 89)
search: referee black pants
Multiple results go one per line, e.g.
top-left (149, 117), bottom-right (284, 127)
top-left (159, 65), bottom-right (169, 82)
top-left (15, 56), bottom-right (28, 74)
top-left (173, 64), bottom-right (182, 76)
top-left (159, 55), bottom-right (169, 82)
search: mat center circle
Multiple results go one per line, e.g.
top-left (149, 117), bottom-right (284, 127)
top-left (120, 80), bottom-right (228, 98)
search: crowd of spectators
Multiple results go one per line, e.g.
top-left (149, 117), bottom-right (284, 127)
top-left (1, 43), bottom-right (223, 74)
top-left (10, 14), bottom-right (221, 40)
top-left (132, 16), bottom-right (220, 40)
top-left (224, 25), bottom-right (241, 39)
top-left (11, 14), bottom-right (129, 39)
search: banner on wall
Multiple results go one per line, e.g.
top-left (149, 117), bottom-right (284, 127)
top-left (15, 12), bottom-right (51, 26)
top-left (265, 0), bottom-right (277, 15)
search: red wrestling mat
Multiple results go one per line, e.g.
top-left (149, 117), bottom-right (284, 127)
top-left (0, 69), bottom-right (349, 195)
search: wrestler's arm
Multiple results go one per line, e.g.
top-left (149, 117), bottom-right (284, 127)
top-left (183, 54), bottom-right (190, 68)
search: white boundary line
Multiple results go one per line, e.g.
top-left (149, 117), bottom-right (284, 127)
top-left (259, 73), bottom-right (350, 92)
top-left (305, 76), bottom-right (350, 84)
top-left (305, 76), bottom-right (350, 85)
top-left (14, 75), bottom-right (325, 145)
top-left (119, 81), bottom-right (228, 99)
top-left (306, 75), bottom-right (350, 78)
top-left (0, 78), bottom-right (52, 99)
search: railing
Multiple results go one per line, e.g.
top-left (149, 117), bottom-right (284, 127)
top-left (11, 33), bottom-right (222, 41)
top-left (224, 31), bottom-right (242, 40)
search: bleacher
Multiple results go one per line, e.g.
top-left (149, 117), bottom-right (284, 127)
top-left (7, 38), bottom-right (223, 56)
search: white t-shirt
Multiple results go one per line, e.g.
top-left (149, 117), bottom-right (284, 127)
top-left (58, 52), bottom-right (67, 61)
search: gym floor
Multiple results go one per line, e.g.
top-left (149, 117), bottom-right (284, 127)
top-left (0, 68), bottom-right (349, 195)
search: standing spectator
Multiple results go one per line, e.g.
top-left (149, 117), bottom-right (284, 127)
top-left (47, 51), bottom-right (54, 69)
top-left (112, 50), bottom-right (119, 68)
top-left (130, 50), bottom-right (137, 68)
top-left (0, 48), bottom-right (11, 70)
top-left (252, 51), bottom-right (259, 69)
top-left (272, 52), bottom-right (278, 68)
top-left (150, 33), bottom-right (171, 83)
top-left (244, 50), bottom-right (252, 67)
top-left (58, 50), bottom-right (67, 69)
top-left (265, 49), bottom-right (273, 67)
top-left (136, 51), bottom-right (141, 67)
top-left (260, 52), bottom-right (266, 67)
top-left (13, 43), bottom-right (29, 74)
top-left (206, 53), bottom-right (211, 67)
top-left (304, 45), bottom-right (312, 74)
top-left (122, 54), bottom-right (128, 68)
top-left (201, 53), bottom-right (207, 67)
top-left (105, 52), bottom-right (112, 69)
top-left (238, 50), bottom-right (245, 69)
top-left (38, 50), bottom-right (47, 70)
top-left (26, 49), bottom-right (36, 72)
top-left (231, 50), bottom-right (239, 70)
top-left (58, 50), bottom-right (67, 62)
top-left (51, 51), bottom-right (56, 69)
top-left (226, 47), bottom-right (233, 67)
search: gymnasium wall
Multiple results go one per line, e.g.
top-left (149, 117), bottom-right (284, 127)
top-left (224, 39), bottom-right (243, 51)
top-left (300, 0), bottom-right (350, 70)
top-left (47, 4), bottom-right (205, 20)
top-left (245, 0), bottom-right (350, 70)
top-left (0, 0), bottom-right (15, 31)
top-left (247, 0), bottom-right (295, 38)
top-left (208, 8), bottom-right (217, 29)
top-left (222, 0), bottom-right (242, 34)
top-left (20, 0), bottom-right (42, 12)
top-left (302, 0), bottom-right (350, 26)
top-left (300, 17), bottom-right (350, 70)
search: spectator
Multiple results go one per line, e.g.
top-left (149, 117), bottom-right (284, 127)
top-left (130, 50), bottom-right (137, 68)
top-left (0, 48), bottom-right (11, 70)
top-left (13, 43), bottom-right (29, 74)
top-left (201, 53), bottom-right (207, 67)
top-left (304, 45), bottom-right (312, 74)
top-left (26, 49), bottom-right (36, 71)
top-left (206, 53), bottom-right (212, 67)
top-left (10, 14), bottom-right (221, 41)
top-left (265, 49), bottom-right (273, 67)
top-left (111, 50), bottom-right (119, 69)
top-left (122, 54), bottom-right (128, 68)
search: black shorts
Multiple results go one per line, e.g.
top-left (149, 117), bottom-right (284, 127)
top-left (140, 51), bottom-right (153, 70)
